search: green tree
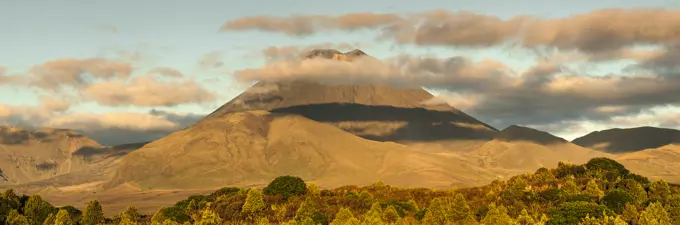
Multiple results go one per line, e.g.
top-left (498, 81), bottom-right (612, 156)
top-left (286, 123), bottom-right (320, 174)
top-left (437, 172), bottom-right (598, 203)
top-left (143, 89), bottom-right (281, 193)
top-left (151, 206), bottom-right (191, 224)
top-left (602, 189), bottom-right (635, 214)
top-left (561, 180), bottom-right (581, 196)
top-left (3, 189), bottom-right (21, 210)
top-left (422, 194), bottom-right (475, 225)
top-left (330, 207), bottom-right (360, 225)
top-left (362, 202), bottom-right (385, 225)
top-left (382, 205), bottom-right (400, 224)
top-left (120, 206), bottom-right (141, 223)
top-left (547, 201), bottom-right (608, 225)
top-left (481, 203), bottom-right (515, 225)
top-left (54, 209), bottom-right (73, 225)
top-left (583, 180), bottom-right (604, 200)
top-left (42, 213), bottom-right (55, 225)
top-left (242, 188), bottom-right (266, 215)
top-left (24, 195), bottom-right (54, 225)
top-left (621, 203), bottom-right (638, 224)
top-left (194, 208), bottom-right (221, 225)
top-left (637, 202), bottom-right (671, 225)
top-left (81, 200), bottom-right (104, 225)
top-left (295, 196), bottom-right (318, 223)
top-left (306, 183), bottom-right (321, 196)
top-left (7, 209), bottom-right (30, 225)
top-left (263, 176), bottom-right (307, 199)
top-left (1, 196), bottom-right (9, 224)
top-left (617, 179), bottom-right (647, 204)
top-left (516, 209), bottom-right (535, 225)
top-left (648, 179), bottom-right (671, 203)
top-left (663, 194), bottom-right (680, 225)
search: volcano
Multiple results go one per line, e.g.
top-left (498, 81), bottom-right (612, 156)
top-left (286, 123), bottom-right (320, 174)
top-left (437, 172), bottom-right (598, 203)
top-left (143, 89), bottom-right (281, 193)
top-left (106, 49), bottom-right (503, 189)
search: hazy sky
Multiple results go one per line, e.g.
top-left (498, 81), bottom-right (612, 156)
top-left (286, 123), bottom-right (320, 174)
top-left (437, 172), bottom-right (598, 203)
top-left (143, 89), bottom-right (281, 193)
top-left (2, 0), bottom-right (680, 145)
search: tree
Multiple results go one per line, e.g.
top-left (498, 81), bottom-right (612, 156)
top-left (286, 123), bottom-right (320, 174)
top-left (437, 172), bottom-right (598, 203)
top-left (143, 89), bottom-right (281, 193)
top-left (516, 209), bottom-right (535, 225)
top-left (24, 195), bottom-right (54, 225)
top-left (583, 180), bottom-right (604, 200)
top-left (637, 202), bottom-right (671, 225)
top-left (120, 206), bottom-right (141, 223)
top-left (194, 208), bottom-right (222, 225)
top-left (616, 179), bottom-right (647, 204)
top-left (151, 206), bottom-right (191, 224)
top-left (0, 196), bottom-right (8, 225)
top-left (547, 201), bottom-right (608, 225)
top-left (382, 205), bottom-right (400, 224)
top-left (648, 179), bottom-right (671, 203)
top-left (242, 188), bottom-right (266, 214)
top-left (3, 189), bottom-right (21, 210)
top-left (294, 196), bottom-right (316, 222)
top-left (42, 213), bottom-right (55, 225)
top-left (481, 203), bottom-right (515, 225)
top-left (362, 202), bottom-right (385, 225)
top-left (263, 176), bottom-right (307, 199)
top-left (330, 207), bottom-right (359, 225)
top-left (621, 203), bottom-right (638, 224)
top-left (306, 183), bottom-right (321, 196)
top-left (585, 157), bottom-right (629, 181)
top-left (561, 180), bottom-right (581, 196)
top-left (7, 209), bottom-right (30, 225)
top-left (81, 200), bottom-right (104, 225)
top-left (602, 189), bottom-right (635, 214)
top-left (663, 194), bottom-right (680, 225)
top-left (422, 194), bottom-right (475, 224)
top-left (54, 209), bottom-right (73, 225)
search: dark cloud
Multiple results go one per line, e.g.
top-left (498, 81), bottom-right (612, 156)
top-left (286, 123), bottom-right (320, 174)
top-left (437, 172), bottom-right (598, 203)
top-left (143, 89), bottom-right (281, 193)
top-left (222, 9), bottom-right (680, 52)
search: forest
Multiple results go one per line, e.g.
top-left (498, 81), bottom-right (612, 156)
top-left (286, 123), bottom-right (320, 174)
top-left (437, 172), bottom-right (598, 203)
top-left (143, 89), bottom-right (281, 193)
top-left (1, 157), bottom-right (679, 225)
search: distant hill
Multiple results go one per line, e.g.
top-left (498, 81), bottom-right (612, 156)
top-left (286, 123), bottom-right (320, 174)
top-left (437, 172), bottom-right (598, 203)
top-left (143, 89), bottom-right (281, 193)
top-left (0, 126), bottom-right (101, 185)
top-left (572, 126), bottom-right (680, 153)
top-left (494, 125), bottom-right (568, 145)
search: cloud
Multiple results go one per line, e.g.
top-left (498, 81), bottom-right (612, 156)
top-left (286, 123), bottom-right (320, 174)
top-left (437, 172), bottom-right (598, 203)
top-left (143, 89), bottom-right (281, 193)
top-left (196, 51), bottom-right (225, 69)
top-left (25, 58), bottom-right (133, 91)
top-left (83, 76), bottom-right (216, 107)
top-left (147, 67), bottom-right (184, 78)
top-left (220, 13), bottom-right (404, 36)
top-left (223, 9), bottom-right (680, 52)
top-left (45, 112), bottom-right (177, 132)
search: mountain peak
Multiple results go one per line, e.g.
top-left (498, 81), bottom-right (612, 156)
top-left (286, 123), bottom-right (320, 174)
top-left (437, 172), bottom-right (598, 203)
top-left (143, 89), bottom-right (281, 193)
top-left (494, 125), bottom-right (568, 145)
top-left (304, 48), bottom-right (368, 61)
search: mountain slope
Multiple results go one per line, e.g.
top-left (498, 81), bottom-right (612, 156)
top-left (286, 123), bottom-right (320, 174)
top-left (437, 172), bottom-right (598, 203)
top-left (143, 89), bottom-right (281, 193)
top-left (615, 144), bottom-right (680, 184)
top-left (107, 111), bottom-right (500, 189)
top-left (469, 125), bottom-right (611, 171)
top-left (0, 126), bottom-right (102, 185)
top-left (572, 126), bottom-right (680, 153)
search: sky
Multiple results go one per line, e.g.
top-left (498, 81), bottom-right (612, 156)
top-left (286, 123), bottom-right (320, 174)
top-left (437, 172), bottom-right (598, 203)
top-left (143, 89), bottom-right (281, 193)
top-left (1, 0), bottom-right (680, 145)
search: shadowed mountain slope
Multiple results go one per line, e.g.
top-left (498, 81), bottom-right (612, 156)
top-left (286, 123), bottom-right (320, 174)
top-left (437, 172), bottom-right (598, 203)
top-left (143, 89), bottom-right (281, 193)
top-left (204, 80), bottom-right (497, 142)
top-left (107, 111), bottom-right (501, 190)
top-left (572, 126), bottom-right (680, 153)
top-left (494, 125), bottom-right (569, 145)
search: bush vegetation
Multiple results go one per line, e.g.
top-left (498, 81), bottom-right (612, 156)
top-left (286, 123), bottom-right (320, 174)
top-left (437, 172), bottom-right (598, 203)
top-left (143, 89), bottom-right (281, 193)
top-left (1, 157), bottom-right (679, 224)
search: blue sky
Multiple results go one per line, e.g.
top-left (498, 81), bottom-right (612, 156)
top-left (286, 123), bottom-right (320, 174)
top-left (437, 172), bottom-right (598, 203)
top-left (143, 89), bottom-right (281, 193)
top-left (2, 0), bottom-right (680, 144)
